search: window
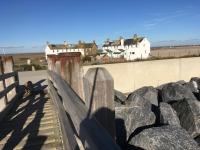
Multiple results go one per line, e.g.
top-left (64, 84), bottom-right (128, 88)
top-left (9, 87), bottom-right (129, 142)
top-left (131, 52), bottom-right (135, 55)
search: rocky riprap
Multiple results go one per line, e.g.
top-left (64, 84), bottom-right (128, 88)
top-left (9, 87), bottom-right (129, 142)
top-left (114, 77), bottom-right (200, 150)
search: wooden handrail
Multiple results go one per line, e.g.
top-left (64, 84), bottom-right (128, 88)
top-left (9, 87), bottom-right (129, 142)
top-left (0, 71), bottom-right (17, 81)
top-left (0, 71), bottom-right (18, 100)
top-left (0, 82), bottom-right (18, 99)
top-left (48, 70), bottom-right (120, 150)
top-left (48, 80), bottom-right (80, 150)
top-left (0, 71), bottom-right (19, 122)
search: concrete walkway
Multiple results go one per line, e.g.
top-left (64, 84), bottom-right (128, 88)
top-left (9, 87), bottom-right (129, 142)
top-left (18, 70), bottom-right (47, 86)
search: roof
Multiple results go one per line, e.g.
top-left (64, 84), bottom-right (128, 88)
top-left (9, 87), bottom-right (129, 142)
top-left (124, 38), bottom-right (144, 45)
top-left (48, 44), bottom-right (68, 50)
top-left (103, 37), bottom-right (144, 47)
top-left (48, 42), bottom-right (97, 50)
top-left (118, 49), bottom-right (125, 52)
top-left (105, 49), bottom-right (112, 53)
top-left (103, 41), bottom-right (115, 47)
top-left (103, 40), bottom-right (121, 47)
top-left (75, 43), bottom-right (96, 49)
top-left (113, 52), bottom-right (121, 54)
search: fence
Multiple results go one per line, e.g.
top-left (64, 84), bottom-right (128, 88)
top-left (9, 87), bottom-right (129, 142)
top-left (0, 56), bottom-right (19, 122)
top-left (151, 46), bottom-right (200, 58)
top-left (47, 53), bottom-right (120, 150)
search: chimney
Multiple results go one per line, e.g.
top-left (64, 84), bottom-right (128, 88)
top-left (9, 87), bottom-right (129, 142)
top-left (64, 41), bottom-right (67, 46)
top-left (105, 38), bottom-right (110, 44)
top-left (46, 41), bottom-right (49, 45)
top-left (120, 38), bottom-right (124, 46)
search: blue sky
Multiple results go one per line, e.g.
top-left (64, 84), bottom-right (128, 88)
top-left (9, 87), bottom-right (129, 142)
top-left (0, 0), bottom-right (200, 53)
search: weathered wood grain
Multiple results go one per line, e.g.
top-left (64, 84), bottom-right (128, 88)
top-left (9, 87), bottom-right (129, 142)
top-left (0, 72), bottom-right (17, 81)
top-left (48, 70), bottom-right (120, 150)
top-left (0, 82), bottom-right (18, 99)
top-left (83, 67), bottom-right (116, 139)
top-left (48, 79), bottom-right (79, 150)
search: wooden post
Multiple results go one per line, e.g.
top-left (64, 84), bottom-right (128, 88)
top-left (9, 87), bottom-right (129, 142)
top-left (47, 55), bottom-right (57, 72)
top-left (55, 60), bottom-right (61, 74)
top-left (47, 53), bottom-right (84, 100)
top-left (59, 53), bottom-right (84, 100)
top-left (2, 56), bottom-right (15, 102)
top-left (83, 67), bottom-right (115, 139)
top-left (60, 57), bottom-right (70, 84)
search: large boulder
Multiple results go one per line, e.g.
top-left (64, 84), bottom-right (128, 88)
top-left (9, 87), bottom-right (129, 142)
top-left (156, 82), bottom-right (171, 91)
top-left (176, 80), bottom-right (186, 85)
top-left (159, 102), bottom-right (180, 126)
top-left (183, 81), bottom-right (199, 93)
top-left (184, 80), bottom-right (200, 100)
top-left (127, 86), bottom-right (158, 106)
top-left (126, 94), bottom-right (152, 110)
top-left (114, 89), bottom-right (126, 106)
top-left (161, 83), bottom-right (196, 103)
top-left (195, 135), bottom-right (200, 146)
top-left (190, 77), bottom-right (200, 89)
top-left (171, 99), bottom-right (200, 138)
top-left (115, 106), bottom-right (156, 144)
top-left (129, 125), bottom-right (200, 150)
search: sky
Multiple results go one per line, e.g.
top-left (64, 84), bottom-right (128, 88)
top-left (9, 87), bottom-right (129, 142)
top-left (0, 0), bottom-right (200, 53)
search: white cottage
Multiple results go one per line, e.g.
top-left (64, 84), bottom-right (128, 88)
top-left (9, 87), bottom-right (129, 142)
top-left (45, 41), bottom-right (98, 59)
top-left (102, 36), bottom-right (150, 60)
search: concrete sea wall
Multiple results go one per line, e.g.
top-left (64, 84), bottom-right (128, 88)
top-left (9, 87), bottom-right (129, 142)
top-left (83, 57), bottom-right (200, 93)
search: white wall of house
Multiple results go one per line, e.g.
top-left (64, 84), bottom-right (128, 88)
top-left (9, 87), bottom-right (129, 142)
top-left (124, 38), bottom-right (150, 60)
top-left (102, 38), bottom-right (150, 60)
top-left (66, 48), bottom-right (85, 55)
top-left (45, 45), bottom-right (66, 59)
top-left (45, 45), bottom-right (85, 59)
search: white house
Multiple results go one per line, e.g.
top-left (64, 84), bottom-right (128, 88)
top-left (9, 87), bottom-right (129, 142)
top-left (102, 36), bottom-right (150, 60)
top-left (45, 41), bottom-right (98, 59)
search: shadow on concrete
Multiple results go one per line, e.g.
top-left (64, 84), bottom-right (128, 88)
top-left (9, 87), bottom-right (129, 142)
top-left (0, 79), bottom-right (48, 150)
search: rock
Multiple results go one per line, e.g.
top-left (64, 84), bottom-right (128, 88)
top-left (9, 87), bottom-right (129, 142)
top-left (161, 82), bottom-right (196, 103)
top-left (156, 82), bottom-right (170, 91)
top-left (114, 89), bottom-right (126, 106)
top-left (159, 102), bottom-right (180, 126)
top-left (126, 94), bottom-right (152, 110)
top-left (195, 135), bottom-right (200, 146)
top-left (129, 125), bottom-right (200, 150)
top-left (190, 77), bottom-right (200, 89)
top-left (183, 81), bottom-right (199, 93)
top-left (127, 86), bottom-right (158, 106)
top-left (176, 80), bottom-right (186, 85)
top-left (186, 80), bottom-right (200, 100)
top-left (171, 99), bottom-right (200, 138)
top-left (115, 106), bottom-right (156, 142)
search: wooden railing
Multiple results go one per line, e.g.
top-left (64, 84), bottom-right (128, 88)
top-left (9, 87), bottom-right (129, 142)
top-left (0, 72), bottom-right (18, 99)
top-left (0, 71), bottom-right (19, 121)
top-left (48, 70), bottom-right (120, 150)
